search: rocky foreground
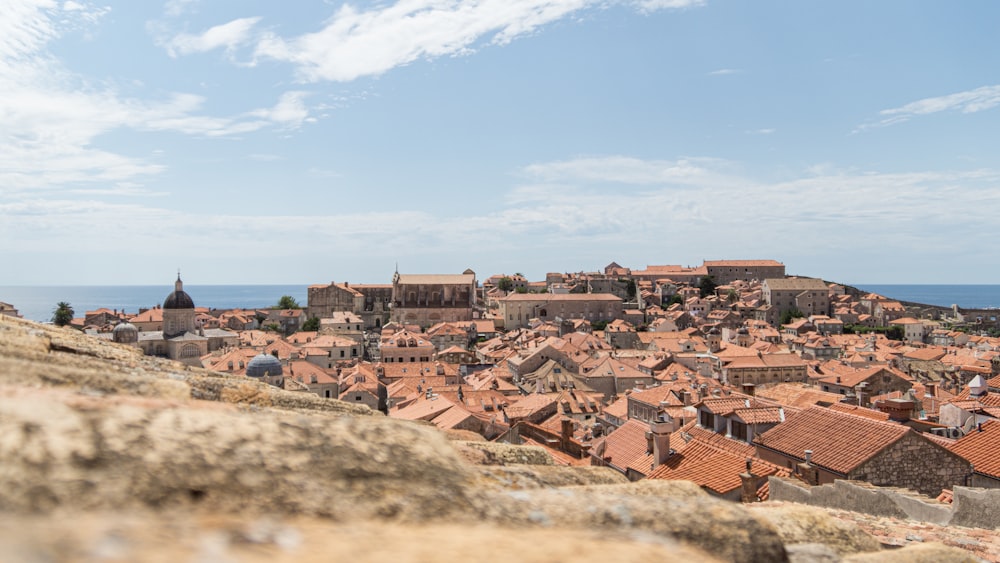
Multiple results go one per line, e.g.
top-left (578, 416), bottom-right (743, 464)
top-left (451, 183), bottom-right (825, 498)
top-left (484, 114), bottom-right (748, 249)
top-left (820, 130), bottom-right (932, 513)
top-left (0, 315), bottom-right (987, 562)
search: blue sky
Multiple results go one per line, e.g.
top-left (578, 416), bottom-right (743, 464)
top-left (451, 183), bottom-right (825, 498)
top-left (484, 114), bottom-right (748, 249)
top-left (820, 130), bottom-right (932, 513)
top-left (2, 0), bottom-right (999, 286)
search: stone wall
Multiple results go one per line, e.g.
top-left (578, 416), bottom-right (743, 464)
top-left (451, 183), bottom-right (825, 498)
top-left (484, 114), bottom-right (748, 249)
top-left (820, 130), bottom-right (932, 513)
top-left (849, 432), bottom-right (971, 497)
top-left (769, 477), bottom-right (1000, 530)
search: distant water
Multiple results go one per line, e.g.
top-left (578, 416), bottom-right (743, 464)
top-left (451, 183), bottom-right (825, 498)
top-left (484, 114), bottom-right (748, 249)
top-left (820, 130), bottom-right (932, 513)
top-left (0, 285), bottom-right (309, 322)
top-left (855, 285), bottom-right (1000, 309)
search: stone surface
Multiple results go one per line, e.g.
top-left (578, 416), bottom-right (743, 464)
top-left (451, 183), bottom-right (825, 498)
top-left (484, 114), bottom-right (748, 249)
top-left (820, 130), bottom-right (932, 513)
top-left (842, 542), bottom-right (981, 563)
top-left (0, 512), bottom-right (724, 563)
top-left (748, 503), bottom-right (882, 556)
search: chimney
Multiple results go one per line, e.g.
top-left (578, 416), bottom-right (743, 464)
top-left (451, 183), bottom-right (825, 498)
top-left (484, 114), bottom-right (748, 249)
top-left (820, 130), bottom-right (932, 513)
top-left (560, 418), bottom-right (574, 450)
top-left (740, 457), bottom-right (757, 503)
top-left (647, 418), bottom-right (673, 467)
top-left (742, 383), bottom-right (755, 397)
top-left (797, 450), bottom-right (819, 486)
top-left (682, 390), bottom-right (692, 405)
top-left (925, 382), bottom-right (936, 397)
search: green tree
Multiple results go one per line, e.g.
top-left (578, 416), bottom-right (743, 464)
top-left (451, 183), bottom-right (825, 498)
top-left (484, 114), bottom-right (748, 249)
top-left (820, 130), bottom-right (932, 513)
top-left (263, 322), bottom-right (281, 332)
top-left (698, 276), bottom-right (717, 298)
top-left (665, 294), bottom-right (684, 307)
top-left (727, 288), bottom-right (739, 303)
top-left (51, 301), bottom-right (74, 326)
top-left (780, 308), bottom-right (805, 325)
top-left (497, 277), bottom-right (514, 292)
top-left (274, 295), bottom-right (300, 309)
top-left (302, 317), bottom-right (320, 331)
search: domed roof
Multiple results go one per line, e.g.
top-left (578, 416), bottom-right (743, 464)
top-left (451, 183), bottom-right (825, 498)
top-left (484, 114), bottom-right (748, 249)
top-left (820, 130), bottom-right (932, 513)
top-left (112, 321), bottom-right (138, 343)
top-left (164, 274), bottom-right (195, 309)
top-left (246, 353), bottom-right (282, 378)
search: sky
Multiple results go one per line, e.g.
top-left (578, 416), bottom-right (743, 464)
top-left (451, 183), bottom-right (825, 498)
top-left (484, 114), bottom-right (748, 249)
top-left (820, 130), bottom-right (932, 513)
top-left (2, 0), bottom-right (999, 286)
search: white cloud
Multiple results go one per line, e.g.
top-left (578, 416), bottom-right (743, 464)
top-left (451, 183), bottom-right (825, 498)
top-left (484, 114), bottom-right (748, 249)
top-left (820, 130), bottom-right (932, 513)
top-left (634, 0), bottom-right (704, 10)
top-left (0, 4), bottom-right (312, 195)
top-left (3, 155), bottom-right (998, 284)
top-left (163, 16), bottom-right (261, 58)
top-left (249, 0), bottom-right (705, 83)
top-left (708, 68), bottom-right (741, 76)
top-left (860, 85), bottom-right (1000, 130)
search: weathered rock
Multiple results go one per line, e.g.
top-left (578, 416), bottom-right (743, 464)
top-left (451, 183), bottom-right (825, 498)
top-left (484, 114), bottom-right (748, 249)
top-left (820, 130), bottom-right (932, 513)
top-left (476, 464), bottom-right (628, 490)
top-left (0, 316), bottom-right (374, 416)
top-left (455, 440), bottom-right (554, 465)
top-left (0, 512), bottom-right (724, 563)
top-left (477, 485), bottom-right (789, 563)
top-left (784, 543), bottom-right (842, 563)
top-left (843, 542), bottom-right (980, 563)
top-left (749, 503), bottom-right (882, 556)
top-left (0, 385), bottom-right (475, 520)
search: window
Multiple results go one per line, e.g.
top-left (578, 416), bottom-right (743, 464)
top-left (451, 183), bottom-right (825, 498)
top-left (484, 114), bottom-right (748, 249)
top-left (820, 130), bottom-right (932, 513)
top-left (731, 421), bottom-right (748, 441)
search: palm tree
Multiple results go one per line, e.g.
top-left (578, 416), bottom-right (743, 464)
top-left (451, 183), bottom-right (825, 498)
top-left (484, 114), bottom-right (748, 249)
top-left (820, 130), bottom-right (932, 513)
top-left (52, 302), bottom-right (74, 326)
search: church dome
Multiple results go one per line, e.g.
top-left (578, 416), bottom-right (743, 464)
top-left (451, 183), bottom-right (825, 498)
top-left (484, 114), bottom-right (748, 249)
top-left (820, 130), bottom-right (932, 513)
top-left (112, 322), bottom-right (138, 344)
top-left (164, 274), bottom-right (195, 309)
top-left (246, 353), bottom-right (282, 378)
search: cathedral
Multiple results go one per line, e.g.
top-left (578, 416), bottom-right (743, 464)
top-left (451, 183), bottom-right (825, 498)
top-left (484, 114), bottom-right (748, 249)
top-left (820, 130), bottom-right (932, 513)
top-left (112, 275), bottom-right (235, 366)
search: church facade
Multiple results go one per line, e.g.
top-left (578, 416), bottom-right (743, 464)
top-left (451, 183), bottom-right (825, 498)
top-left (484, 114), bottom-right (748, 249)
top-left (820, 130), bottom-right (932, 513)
top-left (390, 270), bottom-right (478, 327)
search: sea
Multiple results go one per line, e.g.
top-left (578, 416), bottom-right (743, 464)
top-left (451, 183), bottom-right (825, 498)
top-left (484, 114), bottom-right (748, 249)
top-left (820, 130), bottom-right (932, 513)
top-left (0, 285), bottom-right (310, 323)
top-left (3, 283), bottom-right (1000, 324)
top-left (853, 285), bottom-right (1000, 310)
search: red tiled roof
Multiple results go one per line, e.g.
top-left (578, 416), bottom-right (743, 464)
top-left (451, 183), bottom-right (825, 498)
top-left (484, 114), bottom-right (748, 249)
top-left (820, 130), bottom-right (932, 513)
top-left (826, 403), bottom-right (891, 421)
top-left (647, 440), bottom-right (789, 496)
top-left (948, 419), bottom-right (1000, 479)
top-left (755, 406), bottom-right (909, 475)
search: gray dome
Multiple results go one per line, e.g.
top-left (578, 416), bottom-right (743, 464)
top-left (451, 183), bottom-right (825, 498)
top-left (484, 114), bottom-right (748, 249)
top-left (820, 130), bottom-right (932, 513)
top-left (164, 275), bottom-right (195, 309)
top-left (164, 290), bottom-right (194, 309)
top-left (246, 353), bottom-right (282, 378)
top-left (112, 322), bottom-right (138, 343)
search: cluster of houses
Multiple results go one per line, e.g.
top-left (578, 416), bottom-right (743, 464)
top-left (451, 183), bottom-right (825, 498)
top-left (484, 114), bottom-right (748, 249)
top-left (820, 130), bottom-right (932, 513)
top-left (43, 260), bottom-right (1000, 503)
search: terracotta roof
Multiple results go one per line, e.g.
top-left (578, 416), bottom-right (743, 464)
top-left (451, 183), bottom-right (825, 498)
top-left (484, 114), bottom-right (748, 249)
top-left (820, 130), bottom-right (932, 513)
top-left (593, 418), bottom-right (654, 474)
top-left (732, 407), bottom-right (784, 425)
top-left (948, 419), bottom-right (1000, 479)
top-left (647, 440), bottom-right (789, 496)
top-left (755, 383), bottom-right (843, 408)
top-left (755, 406), bottom-right (909, 475)
top-left (826, 402), bottom-right (891, 421)
top-left (499, 293), bottom-right (622, 302)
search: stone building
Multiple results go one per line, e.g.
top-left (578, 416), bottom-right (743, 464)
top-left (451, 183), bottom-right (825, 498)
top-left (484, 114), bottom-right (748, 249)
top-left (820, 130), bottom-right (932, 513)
top-left (306, 281), bottom-right (392, 330)
top-left (755, 406), bottom-right (970, 496)
top-left (0, 302), bottom-right (20, 318)
top-left (721, 353), bottom-right (809, 386)
top-left (132, 276), bottom-right (238, 366)
top-left (704, 260), bottom-right (785, 285)
top-left (391, 270), bottom-right (477, 327)
top-left (760, 277), bottom-right (831, 326)
top-left (496, 293), bottom-right (624, 330)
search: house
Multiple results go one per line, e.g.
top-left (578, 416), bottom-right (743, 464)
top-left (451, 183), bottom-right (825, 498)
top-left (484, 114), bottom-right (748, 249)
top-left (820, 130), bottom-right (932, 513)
top-left (761, 278), bottom-right (830, 326)
top-left (496, 293), bottom-right (624, 330)
top-left (721, 353), bottom-right (808, 386)
top-left (946, 419), bottom-right (1000, 489)
top-left (754, 406), bottom-right (970, 496)
top-left (816, 365), bottom-right (912, 405)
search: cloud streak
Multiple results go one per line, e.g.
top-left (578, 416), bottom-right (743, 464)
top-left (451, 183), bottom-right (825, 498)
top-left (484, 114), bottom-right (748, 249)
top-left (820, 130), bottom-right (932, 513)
top-left (860, 85), bottom-right (1000, 130)
top-left (226, 0), bottom-right (704, 82)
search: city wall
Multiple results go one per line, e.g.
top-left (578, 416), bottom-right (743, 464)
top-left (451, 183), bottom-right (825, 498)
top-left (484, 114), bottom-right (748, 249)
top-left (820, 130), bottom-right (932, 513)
top-left (768, 477), bottom-right (1000, 529)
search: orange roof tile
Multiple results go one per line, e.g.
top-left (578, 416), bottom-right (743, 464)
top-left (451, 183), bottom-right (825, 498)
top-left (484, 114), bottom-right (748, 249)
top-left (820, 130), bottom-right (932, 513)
top-left (948, 419), bottom-right (1000, 479)
top-left (755, 406), bottom-right (909, 475)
